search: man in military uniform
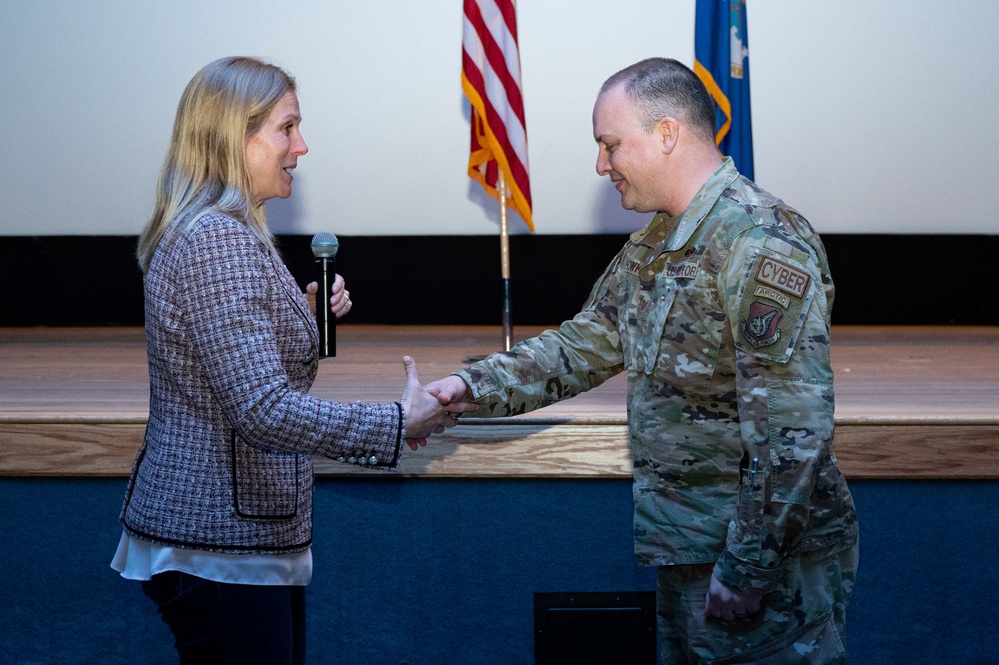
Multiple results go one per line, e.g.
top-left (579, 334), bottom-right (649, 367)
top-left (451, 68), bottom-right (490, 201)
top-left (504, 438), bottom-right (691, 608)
top-left (427, 58), bottom-right (858, 664)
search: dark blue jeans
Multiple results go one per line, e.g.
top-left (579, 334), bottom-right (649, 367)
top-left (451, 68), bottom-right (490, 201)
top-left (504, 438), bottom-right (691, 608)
top-left (141, 571), bottom-right (306, 665)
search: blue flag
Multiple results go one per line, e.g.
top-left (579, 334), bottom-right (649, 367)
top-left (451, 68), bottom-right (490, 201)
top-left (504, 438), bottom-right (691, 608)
top-left (694, 0), bottom-right (753, 181)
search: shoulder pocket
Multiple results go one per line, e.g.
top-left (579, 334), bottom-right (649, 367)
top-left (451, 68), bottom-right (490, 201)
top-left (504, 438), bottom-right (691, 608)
top-left (734, 251), bottom-right (816, 364)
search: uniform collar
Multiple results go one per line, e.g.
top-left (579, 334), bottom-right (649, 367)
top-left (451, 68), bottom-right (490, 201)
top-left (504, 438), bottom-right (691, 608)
top-left (631, 158), bottom-right (740, 264)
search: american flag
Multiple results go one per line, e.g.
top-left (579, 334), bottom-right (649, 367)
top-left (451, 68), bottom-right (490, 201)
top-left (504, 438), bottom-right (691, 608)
top-left (461, 0), bottom-right (533, 231)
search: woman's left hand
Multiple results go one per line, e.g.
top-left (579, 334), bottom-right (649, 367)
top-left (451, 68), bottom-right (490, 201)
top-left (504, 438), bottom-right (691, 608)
top-left (306, 274), bottom-right (352, 319)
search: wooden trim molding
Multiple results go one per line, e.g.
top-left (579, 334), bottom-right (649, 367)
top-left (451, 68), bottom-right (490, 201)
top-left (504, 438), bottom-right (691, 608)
top-left (1, 325), bottom-right (996, 479)
top-left (1, 416), bottom-right (995, 479)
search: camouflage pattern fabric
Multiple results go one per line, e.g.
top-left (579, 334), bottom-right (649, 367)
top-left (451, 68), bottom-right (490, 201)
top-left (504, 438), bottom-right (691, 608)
top-left (455, 159), bottom-right (858, 597)
top-left (656, 539), bottom-right (859, 664)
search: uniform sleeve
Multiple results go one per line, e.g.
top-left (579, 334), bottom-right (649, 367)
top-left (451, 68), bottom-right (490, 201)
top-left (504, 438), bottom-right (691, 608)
top-left (711, 227), bottom-right (836, 596)
top-left (177, 219), bottom-right (404, 468)
top-left (455, 256), bottom-right (626, 416)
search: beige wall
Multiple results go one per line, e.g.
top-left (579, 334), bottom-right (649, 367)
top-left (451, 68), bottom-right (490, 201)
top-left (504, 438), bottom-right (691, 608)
top-left (2, 0), bottom-right (996, 237)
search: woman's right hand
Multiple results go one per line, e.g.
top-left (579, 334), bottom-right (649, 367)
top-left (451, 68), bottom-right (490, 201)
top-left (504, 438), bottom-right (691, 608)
top-left (400, 356), bottom-right (476, 449)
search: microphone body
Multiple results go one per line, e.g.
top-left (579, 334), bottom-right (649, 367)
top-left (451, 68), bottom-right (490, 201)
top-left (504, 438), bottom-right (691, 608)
top-left (311, 233), bottom-right (340, 358)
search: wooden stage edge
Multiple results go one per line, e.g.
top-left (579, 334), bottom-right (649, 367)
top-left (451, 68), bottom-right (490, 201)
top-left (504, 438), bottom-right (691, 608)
top-left (1, 325), bottom-right (997, 480)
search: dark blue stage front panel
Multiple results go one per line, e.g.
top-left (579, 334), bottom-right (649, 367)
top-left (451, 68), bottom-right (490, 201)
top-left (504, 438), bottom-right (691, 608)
top-left (309, 477), bottom-right (655, 664)
top-left (0, 477), bottom-right (995, 664)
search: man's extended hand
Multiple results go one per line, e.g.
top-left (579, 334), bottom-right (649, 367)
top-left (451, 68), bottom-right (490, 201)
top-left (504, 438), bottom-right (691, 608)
top-left (424, 375), bottom-right (473, 406)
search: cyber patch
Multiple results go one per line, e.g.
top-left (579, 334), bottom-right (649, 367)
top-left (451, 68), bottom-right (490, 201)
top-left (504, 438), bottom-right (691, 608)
top-left (756, 256), bottom-right (810, 298)
top-left (740, 301), bottom-right (783, 348)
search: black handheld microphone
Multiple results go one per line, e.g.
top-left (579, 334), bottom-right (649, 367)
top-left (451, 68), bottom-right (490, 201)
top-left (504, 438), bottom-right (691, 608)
top-left (311, 232), bottom-right (340, 358)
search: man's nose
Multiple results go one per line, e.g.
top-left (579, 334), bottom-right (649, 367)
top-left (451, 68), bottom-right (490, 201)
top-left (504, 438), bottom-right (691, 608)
top-left (595, 151), bottom-right (610, 176)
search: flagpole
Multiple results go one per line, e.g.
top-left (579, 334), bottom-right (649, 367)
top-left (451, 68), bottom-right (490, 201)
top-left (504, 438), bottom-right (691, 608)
top-left (462, 172), bottom-right (514, 364)
top-left (462, 0), bottom-right (531, 355)
top-left (498, 170), bottom-right (513, 352)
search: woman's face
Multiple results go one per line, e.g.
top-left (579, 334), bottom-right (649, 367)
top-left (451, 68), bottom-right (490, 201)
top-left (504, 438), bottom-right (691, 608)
top-left (245, 91), bottom-right (308, 204)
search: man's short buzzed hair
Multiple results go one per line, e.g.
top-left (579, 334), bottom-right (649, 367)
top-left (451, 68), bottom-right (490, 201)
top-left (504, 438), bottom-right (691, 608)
top-left (600, 57), bottom-right (717, 145)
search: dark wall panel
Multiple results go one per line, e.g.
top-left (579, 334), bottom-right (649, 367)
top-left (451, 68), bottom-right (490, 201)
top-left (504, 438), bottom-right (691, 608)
top-left (1, 234), bottom-right (995, 326)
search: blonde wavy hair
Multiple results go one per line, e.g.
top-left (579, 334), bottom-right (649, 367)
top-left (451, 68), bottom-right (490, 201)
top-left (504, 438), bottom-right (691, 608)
top-left (136, 56), bottom-right (296, 272)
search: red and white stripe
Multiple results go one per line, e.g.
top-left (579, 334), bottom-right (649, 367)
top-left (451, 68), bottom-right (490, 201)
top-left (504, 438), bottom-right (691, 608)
top-left (461, 0), bottom-right (533, 231)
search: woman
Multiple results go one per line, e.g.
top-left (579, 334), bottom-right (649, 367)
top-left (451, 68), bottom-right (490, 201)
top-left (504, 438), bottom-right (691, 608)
top-left (111, 56), bottom-right (468, 664)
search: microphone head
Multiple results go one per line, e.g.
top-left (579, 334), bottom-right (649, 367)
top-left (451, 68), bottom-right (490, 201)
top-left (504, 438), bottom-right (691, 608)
top-left (311, 232), bottom-right (339, 259)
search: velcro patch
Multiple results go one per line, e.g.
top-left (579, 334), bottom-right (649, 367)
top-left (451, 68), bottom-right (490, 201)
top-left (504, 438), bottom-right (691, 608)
top-left (735, 251), bottom-right (816, 363)
top-left (740, 301), bottom-right (784, 348)
top-left (664, 263), bottom-right (699, 279)
top-left (753, 285), bottom-right (790, 308)
top-left (755, 256), bottom-right (810, 298)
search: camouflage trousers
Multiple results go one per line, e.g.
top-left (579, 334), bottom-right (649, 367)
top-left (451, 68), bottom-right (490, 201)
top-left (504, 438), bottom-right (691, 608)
top-left (656, 539), bottom-right (859, 664)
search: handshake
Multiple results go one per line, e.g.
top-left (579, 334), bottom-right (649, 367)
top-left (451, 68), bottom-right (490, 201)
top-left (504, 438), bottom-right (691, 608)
top-left (398, 356), bottom-right (478, 449)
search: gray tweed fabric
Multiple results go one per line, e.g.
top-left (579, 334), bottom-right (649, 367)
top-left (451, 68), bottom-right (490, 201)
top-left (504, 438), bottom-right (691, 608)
top-left (121, 213), bottom-right (403, 554)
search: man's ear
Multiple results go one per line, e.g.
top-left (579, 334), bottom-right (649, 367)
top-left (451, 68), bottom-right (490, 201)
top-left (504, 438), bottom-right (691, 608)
top-left (658, 116), bottom-right (680, 155)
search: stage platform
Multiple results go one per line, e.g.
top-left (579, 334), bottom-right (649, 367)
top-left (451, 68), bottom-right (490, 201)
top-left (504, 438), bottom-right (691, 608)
top-left (0, 325), bottom-right (996, 479)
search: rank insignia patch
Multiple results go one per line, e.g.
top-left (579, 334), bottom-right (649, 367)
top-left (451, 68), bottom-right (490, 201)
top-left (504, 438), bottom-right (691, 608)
top-left (741, 301), bottom-right (783, 348)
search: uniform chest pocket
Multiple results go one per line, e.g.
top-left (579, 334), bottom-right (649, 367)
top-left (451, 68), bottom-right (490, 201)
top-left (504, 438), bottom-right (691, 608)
top-left (621, 273), bottom-right (677, 376)
top-left (653, 283), bottom-right (725, 394)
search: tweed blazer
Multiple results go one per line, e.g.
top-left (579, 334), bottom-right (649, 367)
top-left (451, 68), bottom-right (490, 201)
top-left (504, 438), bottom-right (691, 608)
top-left (121, 213), bottom-right (404, 554)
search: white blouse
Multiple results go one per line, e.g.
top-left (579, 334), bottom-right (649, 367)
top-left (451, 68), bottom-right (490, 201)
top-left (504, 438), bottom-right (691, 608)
top-left (110, 531), bottom-right (312, 586)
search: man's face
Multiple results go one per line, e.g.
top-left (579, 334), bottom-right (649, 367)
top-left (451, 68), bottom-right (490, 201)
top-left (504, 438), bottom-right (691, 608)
top-left (592, 84), bottom-right (666, 214)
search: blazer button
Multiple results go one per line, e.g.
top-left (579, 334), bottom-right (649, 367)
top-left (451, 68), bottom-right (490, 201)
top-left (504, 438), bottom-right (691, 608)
top-left (303, 352), bottom-right (315, 364)
top-left (348, 456), bottom-right (357, 464)
top-left (337, 455), bottom-right (346, 463)
top-left (368, 456), bottom-right (379, 466)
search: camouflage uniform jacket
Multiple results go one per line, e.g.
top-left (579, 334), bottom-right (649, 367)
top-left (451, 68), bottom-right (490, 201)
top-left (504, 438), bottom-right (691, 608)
top-left (455, 159), bottom-right (858, 596)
